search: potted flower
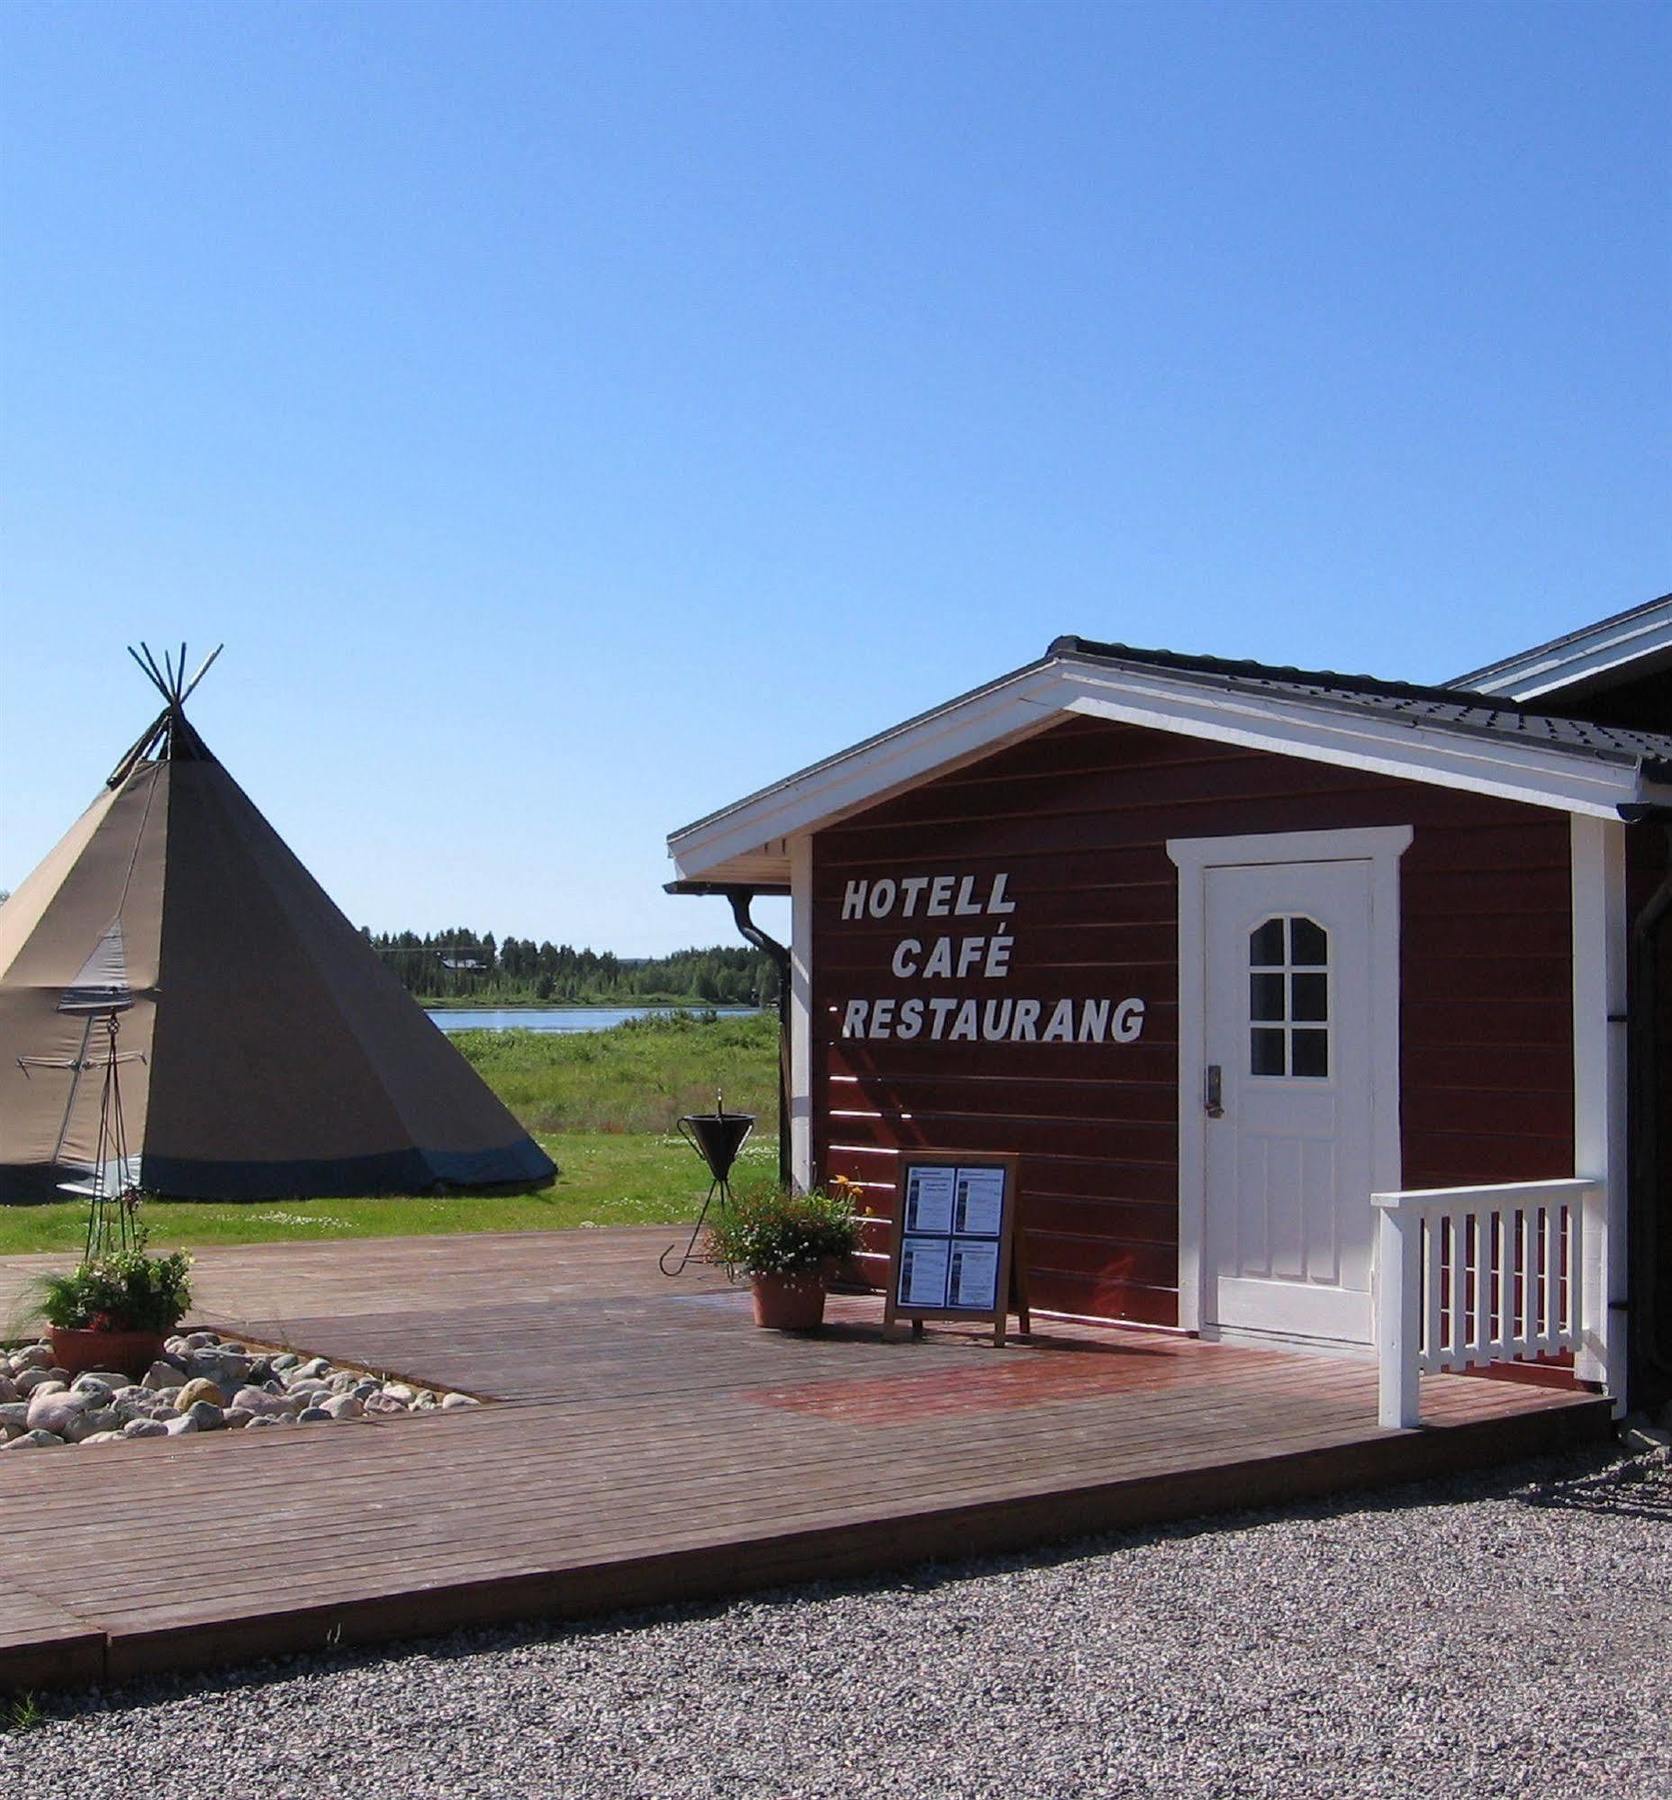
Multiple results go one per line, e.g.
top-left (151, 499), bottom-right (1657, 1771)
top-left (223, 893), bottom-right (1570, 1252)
top-left (703, 1184), bottom-right (861, 1330)
top-left (34, 1225), bottom-right (194, 1377)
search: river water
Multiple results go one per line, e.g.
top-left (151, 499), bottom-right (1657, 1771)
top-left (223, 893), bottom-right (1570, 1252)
top-left (427, 1005), bottom-right (760, 1035)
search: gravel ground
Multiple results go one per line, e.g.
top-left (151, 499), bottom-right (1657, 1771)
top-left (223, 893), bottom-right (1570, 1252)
top-left (3, 1444), bottom-right (1668, 1800)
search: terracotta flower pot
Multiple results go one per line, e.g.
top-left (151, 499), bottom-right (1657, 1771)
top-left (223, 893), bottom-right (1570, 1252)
top-left (46, 1325), bottom-right (166, 1380)
top-left (750, 1272), bottom-right (827, 1330)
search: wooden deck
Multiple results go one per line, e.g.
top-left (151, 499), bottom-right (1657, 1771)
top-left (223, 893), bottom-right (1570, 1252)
top-left (0, 1227), bottom-right (1611, 1692)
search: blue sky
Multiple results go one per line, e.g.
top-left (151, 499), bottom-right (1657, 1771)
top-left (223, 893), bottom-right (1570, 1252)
top-left (3, 2), bottom-right (1666, 954)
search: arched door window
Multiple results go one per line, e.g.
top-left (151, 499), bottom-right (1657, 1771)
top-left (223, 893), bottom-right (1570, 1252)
top-left (1249, 915), bottom-right (1329, 1078)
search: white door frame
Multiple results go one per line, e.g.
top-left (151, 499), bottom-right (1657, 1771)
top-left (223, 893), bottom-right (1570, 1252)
top-left (1167, 826), bottom-right (1413, 1335)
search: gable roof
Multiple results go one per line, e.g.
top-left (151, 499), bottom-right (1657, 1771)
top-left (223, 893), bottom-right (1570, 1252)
top-left (668, 636), bottom-right (1672, 886)
top-left (1450, 592), bottom-right (1672, 702)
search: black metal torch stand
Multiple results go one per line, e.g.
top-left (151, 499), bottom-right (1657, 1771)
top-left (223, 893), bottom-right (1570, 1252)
top-left (660, 1096), bottom-right (756, 1277)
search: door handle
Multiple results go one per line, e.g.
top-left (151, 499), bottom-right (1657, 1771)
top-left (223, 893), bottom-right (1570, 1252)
top-left (1204, 1064), bottom-right (1224, 1118)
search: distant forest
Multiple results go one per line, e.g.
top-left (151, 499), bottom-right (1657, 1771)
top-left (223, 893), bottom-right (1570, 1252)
top-left (362, 928), bottom-right (778, 1007)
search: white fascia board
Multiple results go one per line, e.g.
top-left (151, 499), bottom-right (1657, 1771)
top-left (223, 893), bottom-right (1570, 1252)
top-left (1458, 602), bottom-right (1672, 701)
top-left (667, 665), bottom-right (1064, 881)
top-left (1061, 664), bottom-right (1654, 819)
top-left (667, 656), bottom-right (1664, 884)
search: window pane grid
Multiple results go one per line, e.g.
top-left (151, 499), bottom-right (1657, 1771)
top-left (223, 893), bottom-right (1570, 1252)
top-left (1247, 914), bottom-right (1329, 1080)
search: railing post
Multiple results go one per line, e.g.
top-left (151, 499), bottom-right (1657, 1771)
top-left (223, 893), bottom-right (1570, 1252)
top-left (1374, 1197), bottom-right (1422, 1429)
top-left (1575, 1179), bottom-right (1608, 1385)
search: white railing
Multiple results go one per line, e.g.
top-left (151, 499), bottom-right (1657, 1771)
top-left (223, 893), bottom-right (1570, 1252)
top-left (1372, 1178), bottom-right (1602, 1429)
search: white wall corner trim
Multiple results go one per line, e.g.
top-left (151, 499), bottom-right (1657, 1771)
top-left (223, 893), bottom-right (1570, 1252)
top-left (1166, 825), bottom-right (1412, 1335)
top-left (789, 834), bottom-right (814, 1192)
top-left (1570, 814), bottom-right (1629, 1402)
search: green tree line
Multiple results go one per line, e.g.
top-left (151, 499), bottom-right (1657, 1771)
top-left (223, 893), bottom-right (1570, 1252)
top-left (362, 927), bottom-right (778, 1007)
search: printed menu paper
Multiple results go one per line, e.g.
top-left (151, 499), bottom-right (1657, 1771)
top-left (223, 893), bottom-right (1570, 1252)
top-left (903, 1164), bottom-right (957, 1235)
top-left (898, 1235), bottom-right (952, 1308)
top-left (953, 1166), bottom-right (1006, 1237)
top-left (947, 1239), bottom-right (1000, 1309)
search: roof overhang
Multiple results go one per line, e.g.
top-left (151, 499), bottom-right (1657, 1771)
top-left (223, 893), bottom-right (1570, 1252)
top-left (1453, 594), bottom-right (1672, 702)
top-left (668, 652), bottom-right (1672, 886)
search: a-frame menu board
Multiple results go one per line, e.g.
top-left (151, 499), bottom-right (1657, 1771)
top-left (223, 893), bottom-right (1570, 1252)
top-left (882, 1151), bottom-right (1029, 1347)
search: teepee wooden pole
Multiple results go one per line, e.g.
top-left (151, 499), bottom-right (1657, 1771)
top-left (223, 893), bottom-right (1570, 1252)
top-left (179, 644), bottom-right (223, 704)
top-left (135, 642), bottom-right (172, 700)
top-left (128, 644), bottom-right (172, 702)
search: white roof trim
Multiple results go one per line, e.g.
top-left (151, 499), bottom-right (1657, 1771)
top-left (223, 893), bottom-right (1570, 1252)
top-left (668, 655), bottom-right (1668, 885)
top-left (1453, 595), bottom-right (1672, 701)
top-left (669, 663), bottom-right (1065, 883)
top-left (1062, 664), bottom-right (1655, 816)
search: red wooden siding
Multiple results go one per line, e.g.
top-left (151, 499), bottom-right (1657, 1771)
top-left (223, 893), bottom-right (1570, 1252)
top-left (811, 714), bottom-right (1576, 1327)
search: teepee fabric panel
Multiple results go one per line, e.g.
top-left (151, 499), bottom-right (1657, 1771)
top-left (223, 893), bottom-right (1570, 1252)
top-left (0, 769), bottom-right (165, 1194)
top-left (0, 695), bottom-right (553, 1200)
top-left (140, 760), bottom-right (553, 1197)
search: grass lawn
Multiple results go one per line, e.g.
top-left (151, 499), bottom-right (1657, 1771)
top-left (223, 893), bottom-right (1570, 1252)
top-left (0, 1013), bottom-right (784, 1259)
top-left (454, 1009), bottom-right (778, 1134)
top-left (0, 1131), bottom-right (780, 1257)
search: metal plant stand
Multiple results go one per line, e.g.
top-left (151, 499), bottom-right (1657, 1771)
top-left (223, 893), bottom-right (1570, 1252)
top-left (71, 1013), bottom-right (143, 1260)
top-left (660, 1092), bottom-right (756, 1277)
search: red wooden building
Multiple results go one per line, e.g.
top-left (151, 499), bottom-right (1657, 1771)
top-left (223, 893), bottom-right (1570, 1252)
top-left (669, 597), bottom-right (1672, 1419)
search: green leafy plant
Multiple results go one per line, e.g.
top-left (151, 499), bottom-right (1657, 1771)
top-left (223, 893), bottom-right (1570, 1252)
top-left (703, 1184), bottom-right (860, 1279)
top-left (3, 1692), bottom-right (44, 1734)
top-left (34, 1224), bottom-right (193, 1333)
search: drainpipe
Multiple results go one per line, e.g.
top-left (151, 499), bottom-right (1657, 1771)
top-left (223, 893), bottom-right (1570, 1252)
top-left (664, 881), bottom-right (793, 1190)
top-left (1619, 807), bottom-right (1672, 1393)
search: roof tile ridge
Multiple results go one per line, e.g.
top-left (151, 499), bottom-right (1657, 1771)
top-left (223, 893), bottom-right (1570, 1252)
top-left (1048, 635), bottom-right (1578, 715)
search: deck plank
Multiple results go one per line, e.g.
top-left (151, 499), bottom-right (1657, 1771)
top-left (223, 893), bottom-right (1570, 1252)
top-left (0, 1229), bottom-right (1612, 1690)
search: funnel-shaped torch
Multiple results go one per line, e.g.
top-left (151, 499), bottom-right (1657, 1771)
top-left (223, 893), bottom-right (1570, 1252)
top-left (660, 1092), bottom-right (757, 1277)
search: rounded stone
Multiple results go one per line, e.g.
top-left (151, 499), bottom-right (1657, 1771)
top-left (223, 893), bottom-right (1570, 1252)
top-left (297, 1406), bottom-right (331, 1423)
top-left (185, 1400), bottom-right (226, 1431)
top-left (123, 1418), bottom-right (168, 1439)
top-left (76, 1368), bottom-right (130, 1390)
top-left (232, 1385), bottom-right (289, 1417)
top-left (26, 1391), bottom-right (88, 1435)
top-left (189, 1351), bottom-right (252, 1389)
top-left (321, 1394), bottom-right (363, 1420)
top-left (174, 1377), bottom-right (230, 1411)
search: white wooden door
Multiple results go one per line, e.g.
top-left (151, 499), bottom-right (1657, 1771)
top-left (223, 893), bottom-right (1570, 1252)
top-left (1202, 860), bottom-right (1375, 1344)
